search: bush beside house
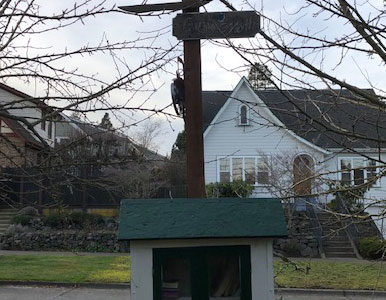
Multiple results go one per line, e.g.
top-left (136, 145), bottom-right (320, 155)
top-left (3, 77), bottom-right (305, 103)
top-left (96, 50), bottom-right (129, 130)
top-left (358, 237), bottom-right (386, 260)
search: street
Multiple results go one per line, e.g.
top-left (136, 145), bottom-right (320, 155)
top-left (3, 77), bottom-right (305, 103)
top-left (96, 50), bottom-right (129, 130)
top-left (0, 286), bottom-right (385, 300)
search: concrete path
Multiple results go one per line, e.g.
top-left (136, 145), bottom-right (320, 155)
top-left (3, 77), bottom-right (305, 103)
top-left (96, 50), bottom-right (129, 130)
top-left (0, 285), bottom-right (130, 300)
top-left (1, 286), bottom-right (385, 300)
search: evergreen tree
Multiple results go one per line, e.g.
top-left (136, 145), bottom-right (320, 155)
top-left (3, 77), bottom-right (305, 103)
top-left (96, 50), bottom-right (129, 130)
top-left (100, 113), bottom-right (113, 130)
top-left (247, 63), bottom-right (274, 90)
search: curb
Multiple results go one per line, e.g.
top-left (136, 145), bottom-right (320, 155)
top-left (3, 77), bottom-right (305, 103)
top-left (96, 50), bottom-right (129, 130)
top-left (1, 282), bottom-right (386, 296)
top-left (0, 281), bottom-right (130, 289)
top-left (276, 288), bottom-right (386, 297)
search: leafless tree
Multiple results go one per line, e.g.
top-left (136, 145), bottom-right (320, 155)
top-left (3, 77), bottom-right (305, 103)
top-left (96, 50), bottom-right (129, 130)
top-left (0, 0), bottom-right (178, 209)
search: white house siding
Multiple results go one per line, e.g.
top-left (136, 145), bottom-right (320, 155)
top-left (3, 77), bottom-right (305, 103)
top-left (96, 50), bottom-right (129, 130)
top-left (204, 82), bottom-right (325, 198)
top-left (323, 152), bottom-right (386, 200)
top-left (324, 151), bottom-right (386, 237)
top-left (0, 88), bottom-right (55, 147)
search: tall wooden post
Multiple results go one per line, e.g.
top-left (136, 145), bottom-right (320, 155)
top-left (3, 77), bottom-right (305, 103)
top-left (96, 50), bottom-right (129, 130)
top-left (183, 3), bottom-right (205, 198)
top-left (119, 3), bottom-right (260, 199)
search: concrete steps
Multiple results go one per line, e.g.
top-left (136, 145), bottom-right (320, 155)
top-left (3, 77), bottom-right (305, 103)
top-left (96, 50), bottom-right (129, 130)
top-left (317, 212), bottom-right (358, 258)
top-left (0, 208), bottom-right (17, 234)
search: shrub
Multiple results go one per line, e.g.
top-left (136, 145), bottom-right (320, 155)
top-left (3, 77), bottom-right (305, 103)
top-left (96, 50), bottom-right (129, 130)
top-left (42, 212), bottom-right (105, 229)
top-left (358, 237), bottom-right (386, 260)
top-left (326, 199), bottom-right (337, 212)
top-left (17, 206), bottom-right (38, 216)
top-left (43, 213), bottom-right (67, 229)
top-left (68, 212), bottom-right (87, 228)
top-left (11, 215), bottom-right (34, 226)
top-left (206, 180), bottom-right (254, 198)
top-left (85, 213), bottom-right (104, 227)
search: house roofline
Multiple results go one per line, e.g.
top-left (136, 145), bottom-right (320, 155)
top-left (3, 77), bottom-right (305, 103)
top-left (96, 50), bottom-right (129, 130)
top-left (0, 82), bottom-right (50, 109)
top-left (327, 148), bottom-right (386, 153)
top-left (204, 77), bottom-right (330, 155)
top-left (0, 117), bottom-right (45, 150)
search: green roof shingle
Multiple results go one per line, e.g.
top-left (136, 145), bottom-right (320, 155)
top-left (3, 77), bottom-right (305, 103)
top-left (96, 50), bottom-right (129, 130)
top-left (118, 198), bottom-right (287, 240)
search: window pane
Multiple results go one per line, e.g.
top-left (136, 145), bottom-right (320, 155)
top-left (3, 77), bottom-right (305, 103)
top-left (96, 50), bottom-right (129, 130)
top-left (354, 169), bottom-right (364, 185)
top-left (220, 172), bottom-right (230, 183)
top-left (340, 159), bottom-right (352, 185)
top-left (232, 158), bottom-right (243, 181)
top-left (244, 158), bottom-right (256, 184)
top-left (208, 253), bottom-right (241, 299)
top-left (161, 257), bottom-right (191, 299)
top-left (257, 158), bottom-right (269, 184)
top-left (240, 105), bottom-right (248, 125)
top-left (220, 158), bottom-right (230, 183)
top-left (367, 160), bottom-right (377, 182)
top-left (341, 159), bottom-right (351, 170)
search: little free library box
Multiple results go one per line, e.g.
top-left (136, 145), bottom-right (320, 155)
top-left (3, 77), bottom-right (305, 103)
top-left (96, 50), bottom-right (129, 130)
top-left (118, 198), bottom-right (287, 300)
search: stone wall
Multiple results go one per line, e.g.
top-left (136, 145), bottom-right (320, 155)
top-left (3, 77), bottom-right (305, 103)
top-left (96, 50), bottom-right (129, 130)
top-left (1, 211), bottom-right (320, 256)
top-left (273, 211), bottom-right (320, 258)
top-left (0, 230), bottom-right (129, 253)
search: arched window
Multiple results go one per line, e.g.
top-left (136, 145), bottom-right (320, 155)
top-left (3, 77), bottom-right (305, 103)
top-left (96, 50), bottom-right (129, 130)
top-left (239, 105), bottom-right (249, 125)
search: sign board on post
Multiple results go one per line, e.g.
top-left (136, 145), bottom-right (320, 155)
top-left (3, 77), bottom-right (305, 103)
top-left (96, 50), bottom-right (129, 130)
top-left (173, 11), bottom-right (260, 40)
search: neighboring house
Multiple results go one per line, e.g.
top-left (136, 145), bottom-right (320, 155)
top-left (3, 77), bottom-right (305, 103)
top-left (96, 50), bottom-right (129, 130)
top-left (56, 113), bottom-right (138, 160)
top-left (0, 83), bottom-right (56, 168)
top-left (55, 113), bottom-right (164, 175)
top-left (203, 77), bottom-right (386, 236)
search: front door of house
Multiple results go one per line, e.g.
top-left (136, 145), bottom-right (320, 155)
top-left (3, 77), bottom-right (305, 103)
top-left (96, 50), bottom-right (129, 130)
top-left (153, 245), bottom-right (251, 300)
top-left (293, 154), bottom-right (314, 196)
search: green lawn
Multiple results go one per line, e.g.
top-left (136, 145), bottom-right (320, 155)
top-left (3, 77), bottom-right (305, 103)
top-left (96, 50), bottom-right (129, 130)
top-left (0, 255), bottom-right (130, 283)
top-left (0, 254), bottom-right (385, 290)
top-left (275, 259), bottom-right (386, 290)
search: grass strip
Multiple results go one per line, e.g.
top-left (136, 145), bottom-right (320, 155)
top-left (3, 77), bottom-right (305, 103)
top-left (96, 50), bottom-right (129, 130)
top-left (274, 259), bottom-right (386, 290)
top-left (0, 255), bottom-right (130, 283)
top-left (0, 254), bottom-right (385, 290)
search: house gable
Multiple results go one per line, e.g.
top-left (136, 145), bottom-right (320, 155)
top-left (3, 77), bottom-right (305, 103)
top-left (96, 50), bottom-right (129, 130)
top-left (203, 78), bottom-right (329, 185)
top-left (203, 77), bottom-right (329, 154)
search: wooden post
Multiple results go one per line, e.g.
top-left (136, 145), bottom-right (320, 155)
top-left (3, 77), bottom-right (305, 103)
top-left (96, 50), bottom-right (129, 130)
top-left (183, 2), bottom-right (205, 198)
top-left (119, 3), bottom-right (259, 199)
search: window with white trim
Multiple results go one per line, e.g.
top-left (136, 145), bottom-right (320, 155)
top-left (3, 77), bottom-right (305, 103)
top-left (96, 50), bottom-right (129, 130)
top-left (339, 157), bottom-right (380, 187)
top-left (218, 156), bottom-right (269, 185)
top-left (238, 104), bottom-right (249, 125)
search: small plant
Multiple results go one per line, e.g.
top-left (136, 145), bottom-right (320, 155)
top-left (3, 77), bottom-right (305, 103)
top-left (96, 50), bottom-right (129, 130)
top-left (206, 180), bottom-right (254, 198)
top-left (41, 211), bottom-right (105, 229)
top-left (329, 183), bottom-right (367, 213)
top-left (326, 199), bottom-right (338, 212)
top-left (358, 237), bottom-right (386, 260)
top-left (11, 215), bottom-right (33, 226)
top-left (43, 213), bottom-right (67, 229)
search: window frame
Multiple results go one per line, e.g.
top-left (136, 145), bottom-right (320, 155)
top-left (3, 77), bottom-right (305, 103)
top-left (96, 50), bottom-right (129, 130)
top-left (48, 121), bottom-right (53, 139)
top-left (153, 245), bottom-right (251, 300)
top-left (41, 109), bottom-right (46, 131)
top-left (338, 157), bottom-right (380, 187)
top-left (217, 156), bottom-right (269, 186)
top-left (238, 104), bottom-right (250, 126)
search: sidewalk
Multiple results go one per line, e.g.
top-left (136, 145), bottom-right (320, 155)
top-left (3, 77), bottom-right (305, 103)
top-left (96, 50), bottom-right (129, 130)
top-left (1, 284), bottom-right (386, 300)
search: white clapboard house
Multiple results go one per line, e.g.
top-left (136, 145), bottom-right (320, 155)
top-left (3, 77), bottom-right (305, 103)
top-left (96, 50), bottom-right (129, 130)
top-left (203, 77), bottom-right (386, 236)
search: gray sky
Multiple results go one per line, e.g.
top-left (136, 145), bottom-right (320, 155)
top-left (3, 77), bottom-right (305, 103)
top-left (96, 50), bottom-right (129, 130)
top-left (7, 0), bottom-right (385, 155)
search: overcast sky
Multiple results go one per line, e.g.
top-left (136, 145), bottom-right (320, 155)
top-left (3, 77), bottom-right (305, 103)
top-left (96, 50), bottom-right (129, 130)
top-left (8, 0), bottom-right (385, 155)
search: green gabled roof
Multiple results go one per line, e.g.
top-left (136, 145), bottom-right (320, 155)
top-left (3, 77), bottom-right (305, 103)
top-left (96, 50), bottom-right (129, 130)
top-left (118, 198), bottom-right (287, 240)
